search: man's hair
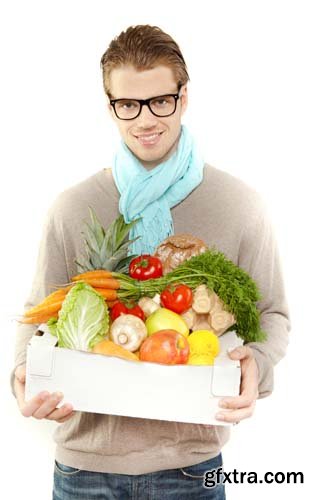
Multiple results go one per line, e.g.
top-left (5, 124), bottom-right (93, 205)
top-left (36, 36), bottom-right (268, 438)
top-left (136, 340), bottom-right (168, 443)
top-left (100, 25), bottom-right (190, 97)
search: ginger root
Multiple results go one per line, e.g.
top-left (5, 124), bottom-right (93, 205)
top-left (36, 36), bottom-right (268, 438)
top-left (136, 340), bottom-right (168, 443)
top-left (192, 285), bottom-right (216, 314)
top-left (208, 294), bottom-right (236, 336)
top-left (183, 286), bottom-right (236, 336)
top-left (180, 308), bottom-right (197, 330)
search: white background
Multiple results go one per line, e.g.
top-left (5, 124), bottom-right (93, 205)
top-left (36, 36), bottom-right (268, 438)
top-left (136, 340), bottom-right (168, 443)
top-left (1, 1), bottom-right (320, 498)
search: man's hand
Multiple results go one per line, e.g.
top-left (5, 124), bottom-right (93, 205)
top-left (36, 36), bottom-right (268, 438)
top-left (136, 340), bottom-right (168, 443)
top-left (14, 364), bottom-right (75, 423)
top-left (215, 346), bottom-right (259, 424)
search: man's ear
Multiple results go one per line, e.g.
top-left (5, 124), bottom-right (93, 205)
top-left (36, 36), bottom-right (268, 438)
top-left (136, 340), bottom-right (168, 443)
top-left (180, 84), bottom-right (188, 115)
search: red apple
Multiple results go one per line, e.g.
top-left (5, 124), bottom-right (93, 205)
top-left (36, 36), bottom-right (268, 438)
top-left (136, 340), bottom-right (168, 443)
top-left (139, 329), bottom-right (190, 365)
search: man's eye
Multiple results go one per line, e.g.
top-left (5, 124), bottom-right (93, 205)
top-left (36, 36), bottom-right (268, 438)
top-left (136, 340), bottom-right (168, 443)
top-left (121, 101), bottom-right (138, 110)
top-left (154, 98), bottom-right (169, 106)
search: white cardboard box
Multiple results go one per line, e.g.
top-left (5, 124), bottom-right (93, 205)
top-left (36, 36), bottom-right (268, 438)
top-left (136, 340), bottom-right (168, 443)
top-left (25, 327), bottom-right (242, 426)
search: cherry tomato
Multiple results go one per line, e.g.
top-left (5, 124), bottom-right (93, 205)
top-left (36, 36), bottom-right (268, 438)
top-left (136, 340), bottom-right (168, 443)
top-left (160, 284), bottom-right (193, 314)
top-left (110, 301), bottom-right (145, 322)
top-left (129, 254), bottom-right (163, 281)
top-left (126, 303), bottom-right (145, 322)
top-left (110, 301), bottom-right (128, 322)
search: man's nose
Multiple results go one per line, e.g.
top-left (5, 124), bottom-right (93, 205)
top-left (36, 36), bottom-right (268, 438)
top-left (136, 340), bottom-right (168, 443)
top-left (135, 103), bottom-right (158, 127)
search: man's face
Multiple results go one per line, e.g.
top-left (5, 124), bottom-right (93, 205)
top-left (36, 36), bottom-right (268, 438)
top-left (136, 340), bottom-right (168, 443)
top-left (108, 65), bottom-right (188, 169)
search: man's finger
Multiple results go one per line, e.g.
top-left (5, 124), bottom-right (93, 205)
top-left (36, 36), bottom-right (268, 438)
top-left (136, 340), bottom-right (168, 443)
top-left (216, 401), bottom-right (256, 423)
top-left (31, 392), bottom-right (64, 419)
top-left (20, 391), bottom-right (52, 418)
top-left (50, 408), bottom-right (75, 423)
top-left (218, 393), bottom-right (255, 410)
top-left (56, 412), bottom-right (76, 424)
top-left (219, 354), bottom-right (259, 410)
top-left (228, 345), bottom-right (253, 360)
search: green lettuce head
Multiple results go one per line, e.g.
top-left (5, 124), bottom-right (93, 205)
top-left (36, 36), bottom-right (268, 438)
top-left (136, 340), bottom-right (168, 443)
top-left (53, 282), bottom-right (109, 351)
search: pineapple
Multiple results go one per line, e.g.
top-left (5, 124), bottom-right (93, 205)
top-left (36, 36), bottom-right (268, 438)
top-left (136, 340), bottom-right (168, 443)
top-left (75, 207), bottom-right (141, 274)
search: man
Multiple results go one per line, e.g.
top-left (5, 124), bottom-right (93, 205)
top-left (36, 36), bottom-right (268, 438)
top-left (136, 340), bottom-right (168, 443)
top-left (12, 25), bottom-right (290, 499)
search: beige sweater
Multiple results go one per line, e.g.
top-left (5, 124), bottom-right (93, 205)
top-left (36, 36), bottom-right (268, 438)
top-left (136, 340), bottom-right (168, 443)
top-left (11, 164), bottom-right (290, 474)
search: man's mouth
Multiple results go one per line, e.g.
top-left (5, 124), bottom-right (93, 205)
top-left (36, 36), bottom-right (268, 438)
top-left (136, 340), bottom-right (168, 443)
top-left (135, 131), bottom-right (164, 146)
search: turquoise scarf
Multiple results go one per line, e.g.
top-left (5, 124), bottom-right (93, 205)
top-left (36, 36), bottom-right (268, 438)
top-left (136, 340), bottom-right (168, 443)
top-left (112, 125), bottom-right (205, 255)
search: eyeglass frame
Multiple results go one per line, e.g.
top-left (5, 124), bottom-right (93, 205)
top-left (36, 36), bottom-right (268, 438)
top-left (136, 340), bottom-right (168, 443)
top-left (109, 84), bottom-right (183, 120)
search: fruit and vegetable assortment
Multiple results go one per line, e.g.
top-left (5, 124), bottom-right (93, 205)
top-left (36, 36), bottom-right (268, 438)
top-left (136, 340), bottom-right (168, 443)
top-left (20, 208), bottom-right (266, 366)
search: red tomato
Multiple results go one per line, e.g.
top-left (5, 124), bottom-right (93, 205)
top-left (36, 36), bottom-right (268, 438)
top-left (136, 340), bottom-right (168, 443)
top-left (110, 301), bottom-right (145, 322)
top-left (160, 284), bottom-right (193, 314)
top-left (110, 301), bottom-right (128, 322)
top-left (126, 303), bottom-right (145, 322)
top-left (129, 254), bottom-right (163, 280)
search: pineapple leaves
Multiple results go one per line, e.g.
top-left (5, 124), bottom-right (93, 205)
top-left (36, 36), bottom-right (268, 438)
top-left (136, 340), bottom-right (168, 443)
top-left (104, 237), bottom-right (140, 265)
top-left (114, 255), bottom-right (138, 274)
top-left (75, 208), bottom-right (142, 273)
top-left (75, 259), bottom-right (88, 273)
top-left (88, 207), bottom-right (105, 248)
top-left (82, 224), bottom-right (101, 255)
top-left (112, 215), bottom-right (142, 252)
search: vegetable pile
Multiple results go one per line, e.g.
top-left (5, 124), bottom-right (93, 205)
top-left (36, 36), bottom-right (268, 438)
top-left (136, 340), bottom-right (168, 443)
top-left (20, 209), bottom-right (266, 365)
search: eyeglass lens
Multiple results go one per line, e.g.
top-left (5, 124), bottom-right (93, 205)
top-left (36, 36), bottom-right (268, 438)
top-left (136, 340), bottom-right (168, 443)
top-left (115, 95), bottom-right (176, 119)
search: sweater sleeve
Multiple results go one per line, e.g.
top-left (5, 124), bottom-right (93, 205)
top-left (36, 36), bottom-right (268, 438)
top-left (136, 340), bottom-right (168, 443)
top-left (10, 203), bottom-right (69, 398)
top-left (238, 201), bottom-right (290, 399)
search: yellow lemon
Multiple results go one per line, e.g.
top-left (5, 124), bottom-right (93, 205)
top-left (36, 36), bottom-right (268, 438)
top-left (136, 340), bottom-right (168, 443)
top-left (187, 354), bottom-right (215, 365)
top-left (187, 330), bottom-right (220, 357)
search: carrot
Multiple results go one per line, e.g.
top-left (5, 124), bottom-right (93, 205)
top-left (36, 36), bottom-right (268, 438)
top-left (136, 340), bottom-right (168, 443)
top-left (93, 288), bottom-right (118, 301)
top-left (24, 299), bottom-right (65, 319)
top-left (23, 285), bottom-right (72, 316)
top-left (76, 278), bottom-right (120, 289)
top-left (72, 270), bottom-right (113, 281)
top-left (48, 284), bottom-right (73, 295)
top-left (19, 312), bottom-right (59, 325)
top-left (30, 286), bottom-right (72, 311)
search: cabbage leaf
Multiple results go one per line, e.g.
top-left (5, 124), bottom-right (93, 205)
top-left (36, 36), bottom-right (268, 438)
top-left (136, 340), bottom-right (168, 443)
top-left (54, 282), bottom-right (109, 351)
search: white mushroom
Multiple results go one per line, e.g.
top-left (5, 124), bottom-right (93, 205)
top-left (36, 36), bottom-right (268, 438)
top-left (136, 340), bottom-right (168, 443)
top-left (138, 296), bottom-right (161, 317)
top-left (110, 314), bottom-right (147, 352)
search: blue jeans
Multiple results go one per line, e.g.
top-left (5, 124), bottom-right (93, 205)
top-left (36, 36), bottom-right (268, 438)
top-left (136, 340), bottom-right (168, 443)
top-left (53, 454), bottom-right (225, 499)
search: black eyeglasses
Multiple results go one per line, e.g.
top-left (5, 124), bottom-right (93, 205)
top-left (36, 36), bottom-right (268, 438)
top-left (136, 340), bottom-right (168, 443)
top-left (109, 85), bottom-right (183, 120)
